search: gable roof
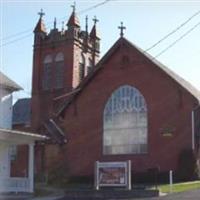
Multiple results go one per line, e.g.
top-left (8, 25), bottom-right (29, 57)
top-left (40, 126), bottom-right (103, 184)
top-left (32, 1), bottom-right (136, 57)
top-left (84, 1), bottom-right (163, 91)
top-left (57, 37), bottom-right (200, 116)
top-left (12, 98), bottom-right (31, 125)
top-left (0, 71), bottom-right (22, 92)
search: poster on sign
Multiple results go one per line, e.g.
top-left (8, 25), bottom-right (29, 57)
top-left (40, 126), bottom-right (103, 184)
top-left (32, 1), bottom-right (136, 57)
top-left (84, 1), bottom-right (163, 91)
top-left (95, 161), bottom-right (131, 190)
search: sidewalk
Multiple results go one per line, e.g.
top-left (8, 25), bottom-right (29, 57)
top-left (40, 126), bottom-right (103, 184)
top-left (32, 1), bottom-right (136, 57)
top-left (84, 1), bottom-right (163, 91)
top-left (31, 186), bottom-right (65, 200)
top-left (0, 185), bottom-right (65, 200)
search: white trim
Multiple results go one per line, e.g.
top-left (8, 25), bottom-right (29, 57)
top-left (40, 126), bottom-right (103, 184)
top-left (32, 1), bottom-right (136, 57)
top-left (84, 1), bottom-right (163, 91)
top-left (0, 128), bottom-right (47, 144)
top-left (0, 128), bottom-right (47, 139)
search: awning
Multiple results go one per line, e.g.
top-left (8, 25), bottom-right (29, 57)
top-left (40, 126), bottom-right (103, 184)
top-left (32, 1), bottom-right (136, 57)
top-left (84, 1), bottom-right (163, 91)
top-left (0, 128), bottom-right (47, 144)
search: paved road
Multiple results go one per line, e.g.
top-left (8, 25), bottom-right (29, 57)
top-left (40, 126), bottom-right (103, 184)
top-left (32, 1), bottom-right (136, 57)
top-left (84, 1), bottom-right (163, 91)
top-left (1, 189), bottom-right (200, 200)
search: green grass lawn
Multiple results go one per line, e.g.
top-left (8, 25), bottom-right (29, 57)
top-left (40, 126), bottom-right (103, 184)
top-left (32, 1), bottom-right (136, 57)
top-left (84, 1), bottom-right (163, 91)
top-left (157, 180), bottom-right (200, 193)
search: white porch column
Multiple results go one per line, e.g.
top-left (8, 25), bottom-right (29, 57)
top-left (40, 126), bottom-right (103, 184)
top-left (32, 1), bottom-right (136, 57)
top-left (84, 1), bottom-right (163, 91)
top-left (28, 143), bottom-right (34, 193)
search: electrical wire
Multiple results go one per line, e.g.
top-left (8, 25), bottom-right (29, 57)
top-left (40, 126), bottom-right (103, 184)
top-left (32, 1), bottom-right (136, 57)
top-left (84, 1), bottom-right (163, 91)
top-left (1, 33), bottom-right (32, 47)
top-left (0, 0), bottom-right (111, 42)
top-left (154, 20), bottom-right (200, 59)
top-left (145, 9), bottom-right (200, 52)
top-left (78, 0), bottom-right (111, 14)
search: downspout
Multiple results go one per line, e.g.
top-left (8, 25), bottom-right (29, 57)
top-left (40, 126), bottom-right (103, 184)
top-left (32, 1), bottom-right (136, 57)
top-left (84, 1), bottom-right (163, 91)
top-left (192, 109), bottom-right (195, 150)
top-left (192, 104), bottom-right (200, 151)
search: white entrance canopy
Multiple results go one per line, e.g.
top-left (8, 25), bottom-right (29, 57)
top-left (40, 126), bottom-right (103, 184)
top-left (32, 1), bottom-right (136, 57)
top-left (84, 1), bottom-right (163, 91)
top-left (0, 128), bottom-right (47, 193)
top-left (0, 128), bottom-right (46, 144)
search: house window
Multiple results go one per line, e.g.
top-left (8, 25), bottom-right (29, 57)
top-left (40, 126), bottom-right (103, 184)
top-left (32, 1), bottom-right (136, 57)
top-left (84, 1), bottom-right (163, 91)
top-left (87, 58), bottom-right (93, 75)
top-left (103, 85), bottom-right (148, 155)
top-left (9, 145), bottom-right (17, 161)
top-left (54, 52), bottom-right (64, 89)
top-left (42, 54), bottom-right (52, 90)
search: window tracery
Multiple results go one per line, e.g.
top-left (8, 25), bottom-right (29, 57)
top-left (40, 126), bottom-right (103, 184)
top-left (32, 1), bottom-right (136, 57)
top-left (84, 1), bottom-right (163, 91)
top-left (103, 85), bottom-right (148, 155)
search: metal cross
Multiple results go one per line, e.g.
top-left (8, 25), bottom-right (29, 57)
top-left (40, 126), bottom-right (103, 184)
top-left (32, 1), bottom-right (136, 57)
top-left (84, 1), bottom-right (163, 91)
top-left (38, 8), bottom-right (45, 19)
top-left (71, 1), bottom-right (76, 12)
top-left (93, 16), bottom-right (99, 25)
top-left (85, 15), bottom-right (88, 32)
top-left (62, 21), bottom-right (64, 32)
top-left (118, 22), bottom-right (126, 37)
top-left (54, 17), bottom-right (57, 29)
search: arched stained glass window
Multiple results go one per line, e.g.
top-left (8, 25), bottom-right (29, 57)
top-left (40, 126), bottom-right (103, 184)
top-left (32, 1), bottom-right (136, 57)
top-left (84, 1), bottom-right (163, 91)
top-left (103, 85), bottom-right (148, 155)
top-left (55, 52), bottom-right (64, 62)
top-left (42, 55), bottom-right (52, 90)
top-left (54, 52), bottom-right (64, 89)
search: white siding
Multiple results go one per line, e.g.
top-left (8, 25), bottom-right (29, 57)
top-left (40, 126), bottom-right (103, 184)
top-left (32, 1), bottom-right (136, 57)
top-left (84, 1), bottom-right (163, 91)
top-left (0, 87), bottom-right (13, 129)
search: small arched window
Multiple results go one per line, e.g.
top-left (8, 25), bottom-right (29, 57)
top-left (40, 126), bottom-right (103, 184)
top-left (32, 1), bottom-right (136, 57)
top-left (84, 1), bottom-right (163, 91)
top-left (87, 58), bottom-right (93, 75)
top-left (42, 55), bottom-right (52, 90)
top-left (79, 54), bottom-right (85, 82)
top-left (54, 52), bottom-right (64, 89)
top-left (103, 85), bottom-right (148, 155)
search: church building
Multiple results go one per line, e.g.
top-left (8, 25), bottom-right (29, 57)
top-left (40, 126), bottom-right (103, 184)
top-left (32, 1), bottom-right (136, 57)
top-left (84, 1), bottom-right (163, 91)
top-left (13, 7), bottom-right (200, 182)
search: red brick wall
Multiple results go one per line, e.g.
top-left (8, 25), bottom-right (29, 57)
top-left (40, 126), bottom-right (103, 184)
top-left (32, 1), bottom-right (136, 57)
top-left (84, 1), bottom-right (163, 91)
top-left (10, 145), bottom-right (28, 177)
top-left (31, 42), bottom-right (74, 130)
top-left (31, 40), bottom-right (98, 131)
top-left (44, 42), bottom-right (199, 177)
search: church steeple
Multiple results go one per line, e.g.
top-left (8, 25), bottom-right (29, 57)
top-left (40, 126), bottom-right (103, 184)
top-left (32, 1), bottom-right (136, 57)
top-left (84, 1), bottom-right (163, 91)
top-left (67, 3), bottom-right (80, 28)
top-left (34, 9), bottom-right (46, 33)
top-left (89, 16), bottom-right (100, 39)
top-left (34, 9), bottom-right (46, 45)
top-left (89, 16), bottom-right (100, 67)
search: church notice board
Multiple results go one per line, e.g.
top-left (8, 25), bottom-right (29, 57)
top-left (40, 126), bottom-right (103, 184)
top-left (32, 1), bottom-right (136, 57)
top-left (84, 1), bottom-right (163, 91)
top-left (95, 160), bottom-right (131, 190)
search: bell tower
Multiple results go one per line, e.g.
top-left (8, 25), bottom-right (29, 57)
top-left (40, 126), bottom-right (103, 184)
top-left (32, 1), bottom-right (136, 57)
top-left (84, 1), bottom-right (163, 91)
top-left (31, 7), bottom-right (101, 131)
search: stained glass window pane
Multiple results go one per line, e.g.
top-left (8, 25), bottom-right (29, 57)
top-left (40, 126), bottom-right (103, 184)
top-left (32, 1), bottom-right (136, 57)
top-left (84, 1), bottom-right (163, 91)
top-left (54, 52), bottom-right (64, 89)
top-left (42, 55), bottom-right (52, 90)
top-left (55, 62), bottom-right (64, 89)
top-left (42, 63), bottom-right (51, 90)
top-left (103, 85), bottom-right (148, 155)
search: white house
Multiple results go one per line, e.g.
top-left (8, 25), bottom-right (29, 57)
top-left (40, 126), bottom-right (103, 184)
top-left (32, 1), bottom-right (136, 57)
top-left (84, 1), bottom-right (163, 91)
top-left (0, 71), bottom-right (46, 193)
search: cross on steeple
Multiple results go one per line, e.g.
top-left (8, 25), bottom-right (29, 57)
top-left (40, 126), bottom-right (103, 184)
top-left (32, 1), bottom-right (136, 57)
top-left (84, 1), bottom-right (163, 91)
top-left (38, 8), bottom-right (45, 19)
top-left (71, 1), bottom-right (76, 12)
top-left (85, 15), bottom-right (88, 33)
top-left (54, 17), bottom-right (57, 29)
top-left (62, 21), bottom-right (64, 32)
top-left (93, 16), bottom-right (99, 25)
top-left (118, 22), bottom-right (126, 37)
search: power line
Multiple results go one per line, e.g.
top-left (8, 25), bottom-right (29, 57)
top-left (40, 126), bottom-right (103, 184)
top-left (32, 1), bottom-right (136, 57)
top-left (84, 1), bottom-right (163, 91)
top-left (1, 33), bottom-right (32, 47)
top-left (154, 20), bottom-right (200, 59)
top-left (78, 0), bottom-right (111, 14)
top-left (0, 0), bottom-right (111, 42)
top-left (145, 9), bottom-right (200, 52)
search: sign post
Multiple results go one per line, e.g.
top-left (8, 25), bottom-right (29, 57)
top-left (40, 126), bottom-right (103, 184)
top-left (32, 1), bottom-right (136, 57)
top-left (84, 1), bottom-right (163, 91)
top-left (169, 170), bottom-right (173, 193)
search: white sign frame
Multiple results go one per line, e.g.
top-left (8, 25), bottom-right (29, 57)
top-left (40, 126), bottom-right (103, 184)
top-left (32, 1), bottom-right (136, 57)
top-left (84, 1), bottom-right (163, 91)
top-left (95, 160), bottom-right (131, 190)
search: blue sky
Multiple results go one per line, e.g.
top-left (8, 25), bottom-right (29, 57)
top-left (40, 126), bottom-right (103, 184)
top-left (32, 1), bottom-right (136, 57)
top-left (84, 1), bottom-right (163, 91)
top-left (1, 0), bottom-right (200, 102)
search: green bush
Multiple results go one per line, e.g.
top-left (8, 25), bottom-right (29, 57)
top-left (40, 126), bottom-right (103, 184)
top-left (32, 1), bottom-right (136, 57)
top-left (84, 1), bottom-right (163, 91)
top-left (47, 160), bottom-right (69, 186)
top-left (177, 148), bottom-right (198, 181)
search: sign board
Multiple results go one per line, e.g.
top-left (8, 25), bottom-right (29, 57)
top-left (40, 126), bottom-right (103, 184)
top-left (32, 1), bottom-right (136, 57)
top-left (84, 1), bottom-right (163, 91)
top-left (95, 160), bottom-right (131, 190)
